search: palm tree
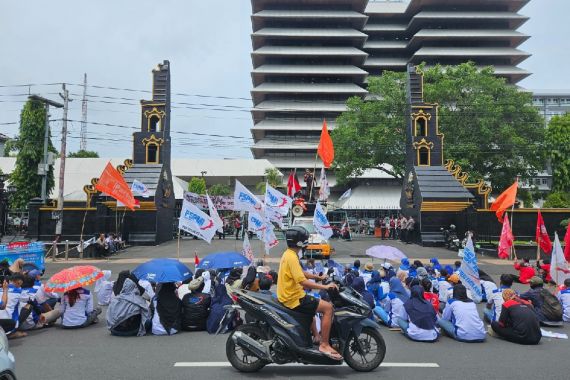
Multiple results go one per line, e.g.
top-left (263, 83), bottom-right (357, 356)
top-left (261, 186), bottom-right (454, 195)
top-left (255, 168), bottom-right (283, 193)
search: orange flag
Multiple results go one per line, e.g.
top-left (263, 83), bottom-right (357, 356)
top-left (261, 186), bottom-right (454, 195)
top-left (490, 180), bottom-right (518, 222)
top-left (317, 120), bottom-right (334, 168)
top-left (95, 162), bottom-right (136, 210)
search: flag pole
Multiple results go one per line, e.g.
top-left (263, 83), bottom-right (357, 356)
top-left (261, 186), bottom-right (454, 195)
top-left (177, 229), bottom-right (181, 261)
top-left (536, 209), bottom-right (541, 262)
top-left (309, 151), bottom-right (319, 202)
top-left (510, 204), bottom-right (517, 261)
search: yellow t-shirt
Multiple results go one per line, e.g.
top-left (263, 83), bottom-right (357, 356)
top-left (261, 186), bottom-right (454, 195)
top-left (277, 248), bottom-right (307, 309)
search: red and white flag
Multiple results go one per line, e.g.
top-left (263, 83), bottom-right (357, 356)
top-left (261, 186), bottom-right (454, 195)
top-left (564, 224), bottom-right (570, 262)
top-left (498, 213), bottom-right (514, 259)
top-left (550, 233), bottom-right (570, 285)
top-left (242, 234), bottom-right (254, 263)
top-left (536, 211), bottom-right (552, 254)
top-left (287, 170), bottom-right (301, 197)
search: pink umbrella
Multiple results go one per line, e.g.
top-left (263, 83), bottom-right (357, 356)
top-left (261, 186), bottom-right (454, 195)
top-left (365, 245), bottom-right (407, 262)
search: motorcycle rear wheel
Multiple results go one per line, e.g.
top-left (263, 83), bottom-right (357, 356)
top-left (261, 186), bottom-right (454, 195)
top-left (344, 327), bottom-right (386, 372)
top-left (226, 324), bottom-right (268, 373)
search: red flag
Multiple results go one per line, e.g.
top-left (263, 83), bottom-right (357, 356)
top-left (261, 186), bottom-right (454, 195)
top-left (490, 181), bottom-right (518, 222)
top-left (564, 224), bottom-right (570, 262)
top-left (498, 213), bottom-right (514, 259)
top-left (287, 170), bottom-right (301, 197)
top-left (317, 120), bottom-right (334, 168)
top-left (194, 252), bottom-right (200, 266)
top-left (95, 162), bottom-right (136, 210)
top-left (536, 211), bottom-right (553, 254)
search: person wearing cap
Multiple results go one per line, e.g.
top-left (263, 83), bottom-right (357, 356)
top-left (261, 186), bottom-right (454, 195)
top-left (381, 262), bottom-right (396, 280)
top-left (397, 258), bottom-right (410, 278)
top-left (361, 263), bottom-right (374, 286)
top-left (520, 276), bottom-right (563, 326)
top-left (181, 276), bottom-right (211, 332)
top-left (490, 289), bottom-right (541, 345)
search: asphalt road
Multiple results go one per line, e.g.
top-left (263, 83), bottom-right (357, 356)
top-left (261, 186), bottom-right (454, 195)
top-left (9, 237), bottom-right (570, 380)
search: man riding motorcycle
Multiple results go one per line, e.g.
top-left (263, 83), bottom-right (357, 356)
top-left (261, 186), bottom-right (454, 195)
top-left (277, 226), bottom-right (341, 360)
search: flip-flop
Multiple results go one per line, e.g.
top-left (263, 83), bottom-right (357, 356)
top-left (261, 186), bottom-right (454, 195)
top-left (320, 349), bottom-right (342, 361)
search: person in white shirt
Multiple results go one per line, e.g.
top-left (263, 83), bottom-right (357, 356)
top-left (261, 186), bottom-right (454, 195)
top-left (438, 284), bottom-right (486, 342)
top-left (60, 287), bottom-right (101, 328)
top-left (95, 270), bottom-right (113, 306)
top-left (557, 278), bottom-right (570, 322)
top-left (436, 269), bottom-right (451, 309)
top-left (484, 274), bottom-right (513, 323)
top-left (398, 285), bottom-right (439, 342)
top-left (0, 275), bottom-right (26, 339)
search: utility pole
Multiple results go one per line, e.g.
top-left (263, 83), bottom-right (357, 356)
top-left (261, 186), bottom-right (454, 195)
top-left (55, 85), bottom-right (72, 237)
top-left (80, 73), bottom-right (88, 151)
top-left (28, 95), bottom-right (63, 203)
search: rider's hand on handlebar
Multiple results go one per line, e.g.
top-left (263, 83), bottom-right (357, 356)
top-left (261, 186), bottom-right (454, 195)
top-left (325, 283), bottom-right (338, 291)
top-left (318, 273), bottom-right (328, 282)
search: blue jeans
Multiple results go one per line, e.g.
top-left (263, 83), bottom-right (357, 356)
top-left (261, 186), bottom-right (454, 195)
top-left (397, 318), bottom-right (409, 333)
top-left (373, 306), bottom-right (391, 326)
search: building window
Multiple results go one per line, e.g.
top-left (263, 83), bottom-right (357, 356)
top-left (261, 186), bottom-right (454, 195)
top-left (146, 143), bottom-right (159, 164)
top-left (541, 178), bottom-right (548, 185)
top-left (418, 147), bottom-right (430, 166)
top-left (415, 117), bottom-right (428, 137)
top-left (149, 115), bottom-right (160, 132)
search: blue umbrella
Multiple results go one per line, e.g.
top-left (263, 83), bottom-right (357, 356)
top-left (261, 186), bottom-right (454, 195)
top-left (197, 252), bottom-right (251, 270)
top-left (132, 258), bottom-right (193, 283)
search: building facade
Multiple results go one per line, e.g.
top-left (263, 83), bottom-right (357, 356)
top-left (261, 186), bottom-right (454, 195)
top-left (250, 0), bottom-right (532, 170)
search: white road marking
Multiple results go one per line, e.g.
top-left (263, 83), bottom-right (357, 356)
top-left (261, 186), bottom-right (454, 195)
top-left (174, 362), bottom-right (439, 368)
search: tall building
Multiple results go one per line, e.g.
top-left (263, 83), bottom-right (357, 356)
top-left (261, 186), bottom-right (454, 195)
top-left (249, 0), bottom-right (531, 171)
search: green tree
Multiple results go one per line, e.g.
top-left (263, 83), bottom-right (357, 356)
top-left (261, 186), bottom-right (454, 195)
top-left (208, 183), bottom-right (231, 196)
top-left (3, 137), bottom-right (19, 157)
top-left (10, 99), bottom-right (57, 209)
top-left (333, 63), bottom-right (546, 190)
top-left (543, 191), bottom-right (570, 208)
top-left (256, 168), bottom-right (283, 193)
top-left (187, 177), bottom-right (206, 195)
top-left (546, 114), bottom-right (570, 192)
top-left (68, 150), bottom-right (99, 158)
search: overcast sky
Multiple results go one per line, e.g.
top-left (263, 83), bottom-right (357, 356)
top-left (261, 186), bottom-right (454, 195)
top-left (1, 0), bottom-right (568, 159)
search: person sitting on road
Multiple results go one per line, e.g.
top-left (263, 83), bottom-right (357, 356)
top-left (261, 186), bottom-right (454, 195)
top-left (374, 277), bottom-right (409, 328)
top-left (176, 277), bottom-right (193, 300)
top-left (453, 261), bottom-right (462, 273)
top-left (181, 276), bottom-right (211, 332)
top-left (438, 285), bottom-right (486, 343)
top-left (352, 260), bottom-right (361, 275)
top-left (513, 259), bottom-right (536, 284)
top-left (397, 258), bottom-right (410, 277)
top-left (241, 266), bottom-right (260, 292)
top-left (520, 276), bottom-right (563, 326)
top-left (60, 287), bottom-right (102, 329)
top-left (480, 278), bottom-right (498, 304)
top-left (106, 278), bottom-right (151, 337)
top-left (556, 278), bottom-right (570, 322)
top-left (484, 274), bottom-right (513, 323)
top-left (436, 269), bottom-right (451, 309)
top-left (490, 289), bottom-right (541, 345)
top-left (445, 274), bottom-right (474, 302)
top-left (421, 278), bottom-right (439, 314)
top-left (207, 276), bottom-right (237, 334)
top-left (361, 263), bottom-right (374, 285)
top-left (95, 270), bottom-right (113, 306)
top-left (8, 259), bottom-right (25, 274)
top-left (367, 270), bottom-right (388, 304)
top-left (277, 226), bottom-right (340, 361)
top-left (258, 275), bottom-right (274, 295)
top-left (399, 285), bottom-right (439, 342)
top-left (351, 277), bottom-right (375, 309)
top-left (0, 274), bottom-right (28, 339)
top-left (430, 258), bottom-right (442, 273)
top-left (151, 282), bottom-right (182, 335)
top-left (28, 269), bottom-right (58, 313)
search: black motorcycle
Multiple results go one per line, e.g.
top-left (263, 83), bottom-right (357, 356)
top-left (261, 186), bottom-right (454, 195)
top-left (220, 285), bottom-right (386, 373)
top-left (441, 225), bottom-right (461, 251)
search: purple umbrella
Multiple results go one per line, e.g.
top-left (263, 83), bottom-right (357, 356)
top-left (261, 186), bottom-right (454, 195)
top-left (366, 245), bottom-right (407, 262)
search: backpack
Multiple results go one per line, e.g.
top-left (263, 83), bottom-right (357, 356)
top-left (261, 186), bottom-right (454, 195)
top-left (540, 289), bottom-right (563, 321)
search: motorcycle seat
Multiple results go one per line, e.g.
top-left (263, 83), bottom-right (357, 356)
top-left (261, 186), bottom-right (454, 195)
top-left (241, 290), bottom-right (314, 322)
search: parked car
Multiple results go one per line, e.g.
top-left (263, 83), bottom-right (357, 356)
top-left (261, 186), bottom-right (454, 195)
top-left (0, 328), bottom-right (16, 379)
top-left (291, 217), bottom-right (333, 259)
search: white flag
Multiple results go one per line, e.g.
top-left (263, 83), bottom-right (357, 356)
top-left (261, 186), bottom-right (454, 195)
top-left (318, 166), bottom-right (330, 202)
top-left (458, 236), bottom-right (483, 303)
top-left (313, 201), bottom-right (333, 240)
top-left (265, 205), bottom-right (285, 229)
top-left (234, 180), bottom-right (264, 214)
top-left (242, 234), bottom-right (255, 263)
top-left (550, 233), bottom-right (570, 285)
top-left (265, 183), bottom-right (292, 216)
top-left (179, 199), bottom-right (217, 243)
top-left (132, 179), bottom-right (151, 198)
top-left (262, 226), bottom-right (279, 254)
top-left (206, 193), bottom-right (224, 231)
top-left (248, 212), bottom-right (270, 240)
top-left (338, 188), bottom-right (352, 202)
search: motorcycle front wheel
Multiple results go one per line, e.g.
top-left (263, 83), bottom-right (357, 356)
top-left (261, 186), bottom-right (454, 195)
top-left (226, 324), bottom-right (268, 373)
top-left (344, 327), bottom-right (386, 372)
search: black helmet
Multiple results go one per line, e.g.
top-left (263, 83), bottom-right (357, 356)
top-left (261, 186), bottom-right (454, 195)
top-left (285, 226), bottom-right (310, 248)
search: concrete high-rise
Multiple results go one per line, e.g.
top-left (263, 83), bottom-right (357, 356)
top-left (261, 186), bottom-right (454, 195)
top-left (249, 0), bottom-right (531, 171)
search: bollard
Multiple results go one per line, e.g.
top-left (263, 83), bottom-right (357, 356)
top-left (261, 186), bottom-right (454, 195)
top-left (65, 240), bottom-right (69, 261)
